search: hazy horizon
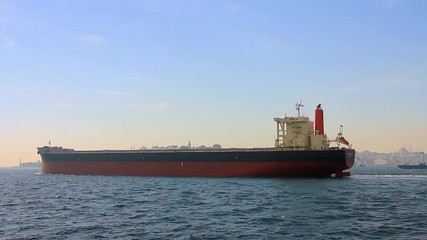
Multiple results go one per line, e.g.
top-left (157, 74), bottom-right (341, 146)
top-left (1, 0), bottom-right (426, 167)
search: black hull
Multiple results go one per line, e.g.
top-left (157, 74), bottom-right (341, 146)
top-left (38, 147), bottom-right (355, 177)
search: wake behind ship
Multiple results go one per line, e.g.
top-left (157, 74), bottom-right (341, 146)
top-left (38, 103), bottom-right (355, 177)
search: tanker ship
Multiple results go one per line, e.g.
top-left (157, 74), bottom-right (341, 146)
top-left (38, 103), bottom-right (355, 177)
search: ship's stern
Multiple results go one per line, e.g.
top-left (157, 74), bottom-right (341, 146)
top-left (344, 149), bottom-right (355, 169)
top-left (333, 148), bottom-right (355, 177)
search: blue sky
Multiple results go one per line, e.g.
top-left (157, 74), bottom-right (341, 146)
top-left (1, 0), bottom-right (426, 166)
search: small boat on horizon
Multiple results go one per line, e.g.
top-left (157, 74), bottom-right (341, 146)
top-left (398, 152), bottom-right (426, 169)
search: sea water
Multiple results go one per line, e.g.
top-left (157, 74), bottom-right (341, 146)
top-left (1, 166), bottom-right (427, 239)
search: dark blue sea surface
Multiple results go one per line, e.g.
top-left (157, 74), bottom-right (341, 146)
top-left (1, 166), bottom-right (427, 239)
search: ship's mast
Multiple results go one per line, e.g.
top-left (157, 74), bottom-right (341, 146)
top-left (295, 100), bottom-right (304, 117)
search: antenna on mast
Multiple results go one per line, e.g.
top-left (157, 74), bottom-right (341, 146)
top-left (295, 100), bottom-right (304, 117)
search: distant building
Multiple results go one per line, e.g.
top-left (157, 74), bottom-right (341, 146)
top-left (19, 161), bottom-right (42, 168)
top-left (143, 142), bottom-right (223, 151)
top-left (373, 158), bottom-right (388, 165)
top-left (165, 145), bottom-right (179, 149)
top-left (213, 144), bottom-right (221, 149)
top-left (356, 146), bottom-right (425, 166)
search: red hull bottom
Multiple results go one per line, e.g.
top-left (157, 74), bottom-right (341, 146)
top-left (42, 161), bottom-right (351, 178)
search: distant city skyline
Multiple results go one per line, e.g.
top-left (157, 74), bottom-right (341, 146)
top-left (1, 0), bottom-right (426, 166)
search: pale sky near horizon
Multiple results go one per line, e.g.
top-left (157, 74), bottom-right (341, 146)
top-left (1, 0), bottom-right (426, 166)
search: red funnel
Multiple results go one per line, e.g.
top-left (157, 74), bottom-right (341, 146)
top-left (315, 105), bottom-right (324, 135)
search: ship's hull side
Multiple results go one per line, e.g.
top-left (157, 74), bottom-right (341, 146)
top-left (39, 148), bottom-right (355, 177)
